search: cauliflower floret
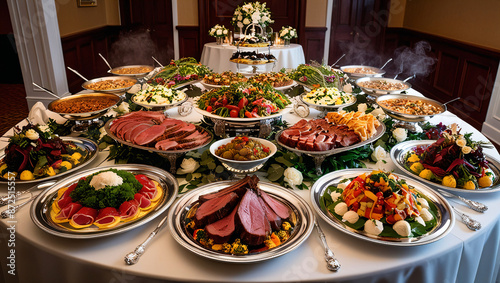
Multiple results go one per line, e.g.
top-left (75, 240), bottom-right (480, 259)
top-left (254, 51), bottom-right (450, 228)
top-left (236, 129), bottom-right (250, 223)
top-left (330, 191), bottom-right (342, 202)
top-left (417, 197), bottom-right (429, 209)
top-left (364, 219), bottom-right (383, 235)
top-left (414, 216), bottom-right (426, 226)
top-left (342, 210), bottom-right (359, 224)
top-left (334, 202), bottom-right (348, 216)
top-left (420, 208), bottom-right (434, 222)
top-left (393, 220), bottom-right (411, 237)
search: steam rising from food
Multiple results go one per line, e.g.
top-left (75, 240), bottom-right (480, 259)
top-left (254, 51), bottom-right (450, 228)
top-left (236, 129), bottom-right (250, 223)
top-left (393, 41), bottom-right (436, 78)
top-left (109, 29), bottom-right (156, 66)
top-left (338, 42), bottom-right (384, 67)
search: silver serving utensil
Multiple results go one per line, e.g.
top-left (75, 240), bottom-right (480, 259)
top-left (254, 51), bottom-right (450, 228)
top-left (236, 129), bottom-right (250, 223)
top-left (438, 189), bottom-right (488, 213)
top-left (331, 54), bottom-right (345, 67)
top-left (32, 82), bottom-right (61, 99)
top-left (314, 219), bottom-right (340, 271)
top-left (380, 58), bottom-right (393, 69)
top-left (403, 74), bottom-right (415, 82)
top-left (99, 53), bottom-right (113, 70)
top-left (1, 193), bottom-right (38, 218)
top-left (452, 206), bottom-right (481, 231)
top-left (442, 97), bottom-right (461, 106)
top-left (152, 56), bottom-right (164, 68)
top-left (67, 66), bottom-right (89, 81)
top-left (124, 213), bottom-right (169, 265)
top-left (0, 181), bottom-right (56, 206)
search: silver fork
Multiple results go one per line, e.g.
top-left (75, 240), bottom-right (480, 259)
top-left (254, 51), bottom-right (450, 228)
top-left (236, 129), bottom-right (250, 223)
top-left (438, 189), bottom-right (488, 213)
top-left (452, 206), bottom-right (481, 231)
top-left (314, 219), bottom-right (340, 271)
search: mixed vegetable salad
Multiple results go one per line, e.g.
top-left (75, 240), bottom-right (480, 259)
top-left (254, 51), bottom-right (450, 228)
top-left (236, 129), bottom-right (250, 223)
top-left (289, 63), bottom-right (346, 89)
top-left (0, 124), bottom-right (88, 181)
top-left (149, 57), bottom-right (212, 88)
top-left (320, 171), bottom-right (438, 238)
top-left (197, 82), bottom-right (291, 118)
top-left (404, 125), bottom-right (494, 190)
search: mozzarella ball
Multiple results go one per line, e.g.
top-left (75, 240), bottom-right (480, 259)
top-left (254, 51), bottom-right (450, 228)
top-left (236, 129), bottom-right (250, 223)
top-left (393, 220), bottom-right (411, 237)
top-left (342, 211), bottom-right (359, 224)
top-left (415, 216), bottom-right (426, 227)
top-left (364, 219), bottom-right (384, 235)
top-left (420, 208), bottom-right (434, 222)
top-left (334, 202), bottom-right (348, 216)
top-left (330, 191), bottom-right (342, 202)
top-left (417, 197), bottom-right (429, 209)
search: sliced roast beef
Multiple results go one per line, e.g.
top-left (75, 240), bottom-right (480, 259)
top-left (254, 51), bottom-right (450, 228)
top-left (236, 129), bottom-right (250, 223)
top-left (134, 125), bottom-right (166, 145)
top-left (205, 205), bottom-right (239, 244)
top-left (199, 176), bottom-right (253, 203)
top-left (194, 192), bottom-right (239, 226)
top-left (257, 196), bottom-right (282, 230)
top-left (259, 190), bottom-right (290, 219)
top-left (237, 189), bottom-right (271, 246)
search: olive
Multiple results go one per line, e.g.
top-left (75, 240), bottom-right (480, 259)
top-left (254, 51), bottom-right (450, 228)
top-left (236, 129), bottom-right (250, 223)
top-left (239, 148), bottom-right (249, 156)
top-left (238, 155), bottom-right (247, 161)
top-left (222, 151), bottom-right (233, 159)
top-left (234, 144), bottom-right (243, 150)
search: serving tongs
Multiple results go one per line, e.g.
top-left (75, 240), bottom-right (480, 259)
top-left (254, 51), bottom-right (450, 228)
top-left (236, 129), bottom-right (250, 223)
top-left (32, 82), bottom-right (61, 99)
top-left (438, 189), bottom-right (488, 213)
top-left (0, 181), bottom-right (56, 218)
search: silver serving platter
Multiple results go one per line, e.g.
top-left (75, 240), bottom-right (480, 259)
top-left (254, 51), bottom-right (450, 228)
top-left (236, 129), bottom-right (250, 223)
top-left (340, 65), bottom-right (385, 78)
top-left (199, 81), bottom-right (228, 90)
top-left (131, 93), bottom-right (188, 111)
top-left (81, 76), bottom-right (137, 93)
top-left (391, 140), bottom-right (500, 194)
top-left (173, 79), bottom-right (202, 90)
top-left (30, 164), bottom-right (178, 238)
top-left (109, 65), bottom-right (155, 78)
top-left (195, 105), bottom-right (292, 123)
top-left (299, 92), bottom-right (357, 110)
top-left (311, 168), bottom-right (454, 246)
top-left (376, 94), bottom-right (446, 122)
top-left (0, 137), bottom-right (98, 185)
top-left (168, 180), bottom-right (314, 263)
top-left (276, 122), bottom-right (386, 157)
top-left (48, 93), bottom-right (121, 120)
top-left (103, 119), bottom-right (213, 155)
top-left (355, 77), bottom-right (411, 96)
top-left (273, 80), bottom-right (297, 91)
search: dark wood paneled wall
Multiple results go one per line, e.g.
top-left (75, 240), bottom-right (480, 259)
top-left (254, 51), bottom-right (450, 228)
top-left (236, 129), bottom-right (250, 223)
top-left (303, 27), bottom-right (327, 63)
top-left (384, 28), bottom-right (500, 131)
top-left (177, 26), bottom-right (201, 60)
top-left (61, 26), bottom-right (121, 94)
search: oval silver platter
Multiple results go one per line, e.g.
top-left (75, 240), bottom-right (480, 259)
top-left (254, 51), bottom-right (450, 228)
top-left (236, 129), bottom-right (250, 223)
top-left (376, 94), bottom-right (446, 123)
top-left (340, 65), bottom-right (385, 78)
top-left (48, 93), bottom-right (121, 120)
top-left (199, 81), bottom-right (226, 90)
top-left (355, 77), bottom-right (411, 96)
top-left (30, 164), bottom-right (178, 238)
top-left (299, 92), bottom-right (357, 110)
top-left (391, 140), bottom-right (500, 194)
top-left (310, 168), bottom-right (454, 246)
top-left (109, 65), bottom-right (155, 78)
top-left (276, 122), bottom-right (385, 157)
top-left (81, 76), bottom-right (137, 93)
top-left (273, 80), bottom-right (297, 91)
top-left (0, 137), bottom-right (98, 185)
top-left (168, 180), bottom-right (314, 263)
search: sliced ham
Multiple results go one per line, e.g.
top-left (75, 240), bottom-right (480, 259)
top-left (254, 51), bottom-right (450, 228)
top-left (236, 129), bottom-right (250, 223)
top-left (194, 192), bottom-right (239, 226)
top-left (95, 207), bottom-right (120, 225)
top-left (205, 205), bottom-right (239, 244)
top-left (134, 125), bottom-right (166, 145)
top-left (128, 124), bottom-right (151, 142)
top-left (134, 193), bottom-right (152, 209)
top-left (55, 202), bottom-right (83, 220)
top-left (57, 196), bottom-right (73, 210)
top-left (237, 189), bottom-right (271, 246)
top-left (71, 207), bottom-right (99, 226)
top-left (119, 199), bottom-right (140, 220)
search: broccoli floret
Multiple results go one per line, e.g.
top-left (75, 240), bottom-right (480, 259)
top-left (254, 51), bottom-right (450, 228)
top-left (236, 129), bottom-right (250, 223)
top-left (231, 239), bottom-right (248, 255)
top-left (277, 230), bottom-right (289, 242)
top-left (282, 221), bottom-right (292, 231)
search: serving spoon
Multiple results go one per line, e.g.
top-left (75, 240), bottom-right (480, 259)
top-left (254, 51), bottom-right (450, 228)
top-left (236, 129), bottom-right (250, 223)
top-left (380, 58), bottom-right (393, 69)
top-left (314, 219), bottom-right (340, 271)
top-left (67, 66), bottom-right (89, 81)
top-left (452, 206), bottom-right (481, 231)
top-left (99, 53), bottom-right (113, 71)
top-left (32, 82), bottom-right (61, 99)
top-left (152, 56), bottom-right (164, 68)
top-left (438, 189), bottom-right (488, 213)
top-left (331, 54), bottom-right (345, 68)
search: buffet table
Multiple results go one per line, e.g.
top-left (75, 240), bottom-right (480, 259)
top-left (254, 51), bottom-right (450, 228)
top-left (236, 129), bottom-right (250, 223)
top-left (200, 42), bottom-right (306, 73)
top-left (1, 86), bottom-right (500, 283)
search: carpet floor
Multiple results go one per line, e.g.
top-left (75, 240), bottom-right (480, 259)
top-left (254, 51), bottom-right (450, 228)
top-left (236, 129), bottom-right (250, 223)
top-left (0, 84), bottom-right (29, 136)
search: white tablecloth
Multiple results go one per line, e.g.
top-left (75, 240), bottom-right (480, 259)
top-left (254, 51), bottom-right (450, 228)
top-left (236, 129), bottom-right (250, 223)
top-left (200, 42), bottom-right (306, 73)
top-left (1, 87), bottom-right (500, 283)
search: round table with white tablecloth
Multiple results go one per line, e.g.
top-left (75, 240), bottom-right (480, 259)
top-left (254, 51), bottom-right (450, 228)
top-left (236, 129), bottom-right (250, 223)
top-left (200, 42), bottom-right (306, 73)
top-left (1, 87), bottom-right (500, 283)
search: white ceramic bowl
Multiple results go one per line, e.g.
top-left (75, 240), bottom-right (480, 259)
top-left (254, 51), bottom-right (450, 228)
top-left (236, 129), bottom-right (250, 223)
top-left (210, 137), bottom-right (277, 172)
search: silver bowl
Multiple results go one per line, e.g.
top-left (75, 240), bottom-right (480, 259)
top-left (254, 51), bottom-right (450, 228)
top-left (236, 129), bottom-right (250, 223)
top-left (355, 77), bottom-right (411, 96)
top-left (108, 65), bottom-right (155, 78)
top-left (340, 65), bottom-right (385, 78)
top-left (48, 93), bottom-right (121, 120)
top-left (210, 137), bottom-right (277, 172)
top-left (376, 94), bottom-right (446, 123)
top-left (81, 76), bottom-right (137, 93)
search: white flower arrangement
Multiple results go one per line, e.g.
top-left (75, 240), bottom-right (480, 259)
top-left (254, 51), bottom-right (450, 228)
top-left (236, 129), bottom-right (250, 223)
top-left (208, 24), bottom-right (228, 38)
top-left (283, 167), bottom-right (303, 190)
top-left (279, 26), bottom-right (298, 40)
top-left (231, 1), bottom-right (274, 30)
top-left (176, 158), bottom-right (200, 175)
top-left (392, 128), bottom-right (408, 143)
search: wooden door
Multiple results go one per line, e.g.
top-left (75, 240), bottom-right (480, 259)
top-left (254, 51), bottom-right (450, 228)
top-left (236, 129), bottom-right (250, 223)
top-left (328, 0), bottom-right (389, 66)
top-left (117, 0), bottom-right (175, 65)
top-left (198, 0), bottom-right (303, 52)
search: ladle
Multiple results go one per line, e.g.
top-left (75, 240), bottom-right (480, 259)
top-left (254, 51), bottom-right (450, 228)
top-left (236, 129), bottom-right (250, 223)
top-left (152, 56), bottom-right (164, 68)
top-left (331, 54), bottom-right (345, 67)
top-left (380, 58), bottom-right (393, 69)
top-left (67, 66), bottom-right (89, 81)
top-left (403, 74), bottom-right (415, 82)
top-left (98, 53), bottom-right (113, 70)
top-left (32, 82), bottom-right (61, 99)
top-left (443, 97), bottom-right (461, 106)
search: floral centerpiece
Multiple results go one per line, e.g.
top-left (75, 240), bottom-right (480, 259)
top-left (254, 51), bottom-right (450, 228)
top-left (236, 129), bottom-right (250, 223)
top-left (209, 24), bottom-right (229, 45)
top-left (279, 26), bottom-right (297, 45)
top-left (231, 2), bottom-right (274, 34)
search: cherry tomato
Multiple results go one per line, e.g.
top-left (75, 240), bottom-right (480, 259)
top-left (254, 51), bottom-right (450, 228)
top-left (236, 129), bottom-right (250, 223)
top-left (230, 109), bottom-right (239, 118)
top-left (210, 97), bottom-right (217, 103)
top-left (206, 106), bottom-right (213, 112)
top-left (222, 97), bottom-right (228, 106)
